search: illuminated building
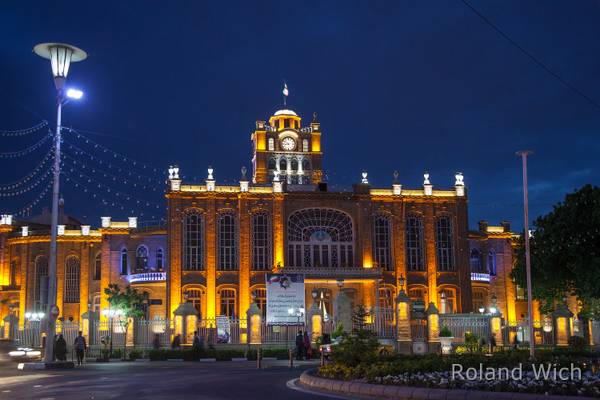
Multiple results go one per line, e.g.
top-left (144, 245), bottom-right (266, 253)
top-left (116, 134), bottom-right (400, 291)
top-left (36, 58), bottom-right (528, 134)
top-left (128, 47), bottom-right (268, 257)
top-left (0, 105), bottom-right (531, 326)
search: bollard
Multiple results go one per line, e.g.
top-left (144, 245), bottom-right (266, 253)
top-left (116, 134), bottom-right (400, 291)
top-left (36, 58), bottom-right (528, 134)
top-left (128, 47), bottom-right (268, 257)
top-left (289, 348), bottom-right (294, 369)
top-left (320, 348), bottom-right (325, 366)
top-left (256, 347), bottom-right (261, 369)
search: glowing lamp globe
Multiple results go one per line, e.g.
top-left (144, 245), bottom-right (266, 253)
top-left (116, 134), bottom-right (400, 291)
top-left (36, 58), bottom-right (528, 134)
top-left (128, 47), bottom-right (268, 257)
top-left (33, 43), bottom-right (87, 89)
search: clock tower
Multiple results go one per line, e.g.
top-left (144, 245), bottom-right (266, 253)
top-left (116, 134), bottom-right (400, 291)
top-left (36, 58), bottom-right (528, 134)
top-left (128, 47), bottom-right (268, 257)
top-left (251, 108), bottom-right (323, 185)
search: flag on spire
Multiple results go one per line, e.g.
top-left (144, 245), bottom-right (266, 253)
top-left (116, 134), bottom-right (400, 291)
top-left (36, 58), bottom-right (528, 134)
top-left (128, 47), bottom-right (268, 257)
top-left (283, 82), bottom-right (289, 97)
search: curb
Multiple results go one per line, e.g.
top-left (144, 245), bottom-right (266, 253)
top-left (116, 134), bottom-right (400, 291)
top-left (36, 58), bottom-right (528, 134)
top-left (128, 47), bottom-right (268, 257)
top-left (298, 370), bottom-right (582, 400)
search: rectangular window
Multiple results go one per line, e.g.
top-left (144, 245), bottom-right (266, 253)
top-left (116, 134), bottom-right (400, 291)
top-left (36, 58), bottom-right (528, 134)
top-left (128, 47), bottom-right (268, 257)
top-left (219, 289), bottom-right (236, 317)
top-left (64, 257), bottom-right (80, 304)
top-left (252, 213), bottom-right (271, 270)
top-left (373, 216), bottom-right (392, 271)
top-left (435, 216), bottom-right (455, 271)
top-left (406, 216), bottom-right (425, 271)
top-left (218, 214), bottom-right (238, 270)
top-left (184, 213), bottom-right (204, 271)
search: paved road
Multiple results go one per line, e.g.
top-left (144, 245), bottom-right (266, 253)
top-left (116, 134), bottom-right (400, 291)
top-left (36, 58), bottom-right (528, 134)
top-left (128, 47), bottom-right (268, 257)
top-left (0, 359), bottom-right (337, 400)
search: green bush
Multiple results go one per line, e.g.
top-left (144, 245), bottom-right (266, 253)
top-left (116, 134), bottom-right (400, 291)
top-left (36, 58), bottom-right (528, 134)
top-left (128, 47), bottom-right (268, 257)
top-left (568, 335), bottom-right (587, 352)
top-left (128, 349), bottom-right (143, 360)
top-left (439, 326), bottom-right (452, 337)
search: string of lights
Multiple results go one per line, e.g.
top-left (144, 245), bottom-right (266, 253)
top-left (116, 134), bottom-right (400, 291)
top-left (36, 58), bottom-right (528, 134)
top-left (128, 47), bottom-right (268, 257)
top-left (64, 127), bottom-right (162, 176)
top-left (62, 171), bottom-right (163, 218)
top-left (12, 178), bottom-right (53, 217)
top-left (0, 132), bottom-right (52, 158)
top-left (0, 149), bottom-right (54, 191)
top-left (61, 167), bottom-right (163, 210)
top-left (0, 120), bottom-right (48, 137)
top-left (0, 167), bottom-right (53, 197)
top-left (62, 152), bottom-right (161, 192)
top-left (62, 139), bottom-right (164, 185)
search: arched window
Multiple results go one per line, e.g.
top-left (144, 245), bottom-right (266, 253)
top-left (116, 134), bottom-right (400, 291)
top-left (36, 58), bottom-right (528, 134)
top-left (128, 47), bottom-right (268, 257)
top-left (9, 260), bottom-right (17, 287)
top-left (183, 212), bottom-right (204, 271)
top-left (252, 212), bottom-right (271, 270)
top-left (438, 288), bottom-right (456, 314)
top-left (136, 245), bottom-right (149, 272)
top-left (185, 288), bottom-right (203, 317)
top-left (287, 208), bottom-right (354, 268)
top-left (268, 157), bottom-right (276, 170)
top-left (92, 293), bottom-right (101, 312)
top-left (409, 287), bottom-right (428, 304)
top-left (34, 256), bottom-right (48, 311)
top-left (279, 158), bottom-right (287, 171)
top-left (373, 215), bottom-right (392, 271)
top-left (435, 216), bottom-right (455, 271)
top-left (94, 253), bottom-right (101, 281)
top-left (406, 215), bottom-right (424, 271)
top-left (268, 138), bottom-right (274, 151)
top-left (291, 158), bottom-right (298, 171)
top-left (302, 139), bottom-right (309, 152)
top-left (120, 248), bottom-right (128, 275)
top-left (218, 213), bottom-right (237, 270)
top-left (156, 248), bottom-right (164, 271)
top-left (487, 250), bottom-right (497, 276)
top-left (64, 256), bottom-right (80, 303)
top-left (302, 158), bottom-right (310, 171)
top-left (470, 249), bottom-right (482, 272)
top-left (252, 287), bottom-right (267, 317)
top-left (472, 288), bottom-right (488, 311)
top-left (219, 288), bottom-right (236, 317)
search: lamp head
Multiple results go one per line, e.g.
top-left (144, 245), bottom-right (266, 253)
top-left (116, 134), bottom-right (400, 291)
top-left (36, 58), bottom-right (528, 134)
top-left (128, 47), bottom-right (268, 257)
top-left (66, 88), bottom-right (84, 99)
top-left (34, 43), bottom-right (87, 90)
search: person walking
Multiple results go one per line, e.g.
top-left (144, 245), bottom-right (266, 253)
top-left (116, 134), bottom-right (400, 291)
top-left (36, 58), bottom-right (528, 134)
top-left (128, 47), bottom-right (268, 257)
top-left (295, 330), bottom-right (304, 361)
top-left (303, 331), bottom-right (312, 360)
top-left (74, 331), bottom-right (87, 366)
top-left (152, 333), bottom-right (161, 351)
top-left (55, 334), bottom-right (67, 362)
top-left (192, 331), bottom-right (202, 352)
top-left (171, 334), bottom-right (181, 350)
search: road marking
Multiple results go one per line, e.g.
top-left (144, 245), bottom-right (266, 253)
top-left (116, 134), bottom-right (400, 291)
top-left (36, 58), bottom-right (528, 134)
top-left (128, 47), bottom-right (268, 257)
top-left (34, 384), bottom-right (43, 388)
top-left (1, 390), bottom-right (11, 393)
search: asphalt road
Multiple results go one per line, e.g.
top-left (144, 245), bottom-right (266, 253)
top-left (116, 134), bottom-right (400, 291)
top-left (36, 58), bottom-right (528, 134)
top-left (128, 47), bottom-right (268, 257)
top-left (0, 359), bottom-right (338, 400)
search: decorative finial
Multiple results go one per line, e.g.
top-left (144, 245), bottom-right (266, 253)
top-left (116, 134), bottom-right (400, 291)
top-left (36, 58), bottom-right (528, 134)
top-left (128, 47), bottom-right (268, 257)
top-left (241, 166), bottom-right (247, 180)
top-left (207, 166), bottom-right (214, 180)
top-left (173, 165), bottom-right (179, 179)
top-left (168, 165), bottom-right (174, 180)
top-left (455, 172), bottom-right (464, 186)
top-left (423, 172), bottom-right (430, 185)
top-left (393, 170), bottom-right (399, 183)
top-left (361, 171), bottom-right (368, 184)
top-left (312, 112), bottom-right (318, 123)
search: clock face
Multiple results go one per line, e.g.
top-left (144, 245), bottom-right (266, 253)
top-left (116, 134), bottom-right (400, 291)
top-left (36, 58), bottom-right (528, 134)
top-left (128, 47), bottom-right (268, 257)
top-left (281, 137), bottom-right (296, 151)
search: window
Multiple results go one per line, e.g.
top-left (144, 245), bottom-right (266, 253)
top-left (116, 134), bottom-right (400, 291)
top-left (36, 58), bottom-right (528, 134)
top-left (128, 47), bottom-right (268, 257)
top-left (136, 245), bottom-right (149, 272)
top-left (287, 208), bottom-right (354, 268)
top-left (279, 158), bottom-right (287, 171)
top-left (156, 248), bottom-right (164, 270)
top-left (218, 213), bottom-right (237, 270)
top-left (94, 253), bottom-right (101, 281)
top-left (472, 289), bottom-right (487, 311)
top-left (291, 158), bottom-right (298, 171)
top-left (64, 256), bottom-right (80, 303)
top-left (406, 215), bottom-right (424, 271)
top-left (268, 158), bottom-right (276, 170)
top-left (409, 287), bottom-right (428, 304)
top-left (284, 119), bottom-right (290, 128)
top-left (378, 287), bottom-right (394, 310)
top-left (438, 289), bottom-right (455, 313)
top-left (373, 215), bottom-right (392, 271)
top-left (516, 285), bottom-right (527, 301)
top-left (487, 250), bottom-right (497, 276)
top-left (268, 138), bottom-right (274, 151)
top-left (435, 216), bottom-right (455, 271)
top-left (219, 288), bottom-right (236, 317)
top-left (9, 260), bottom-right (17, 287)
top-left (34, 256), bottom-right (48, 311)
top-left (92, 294), bottom-right (101, 313)
top-left (120, 249), bottom-right (128, 275)
top-left (252, 213), bottom-right (271, 270)
top-left (470, 249), bottom-right (482, 272)
top-left (302, 139), bottom-right (309, 152)
top-left (252, 287), bottom-right (267, 317)
top-left (185, 288), bottom-right (203, 316)
top-left (184, 212), bottom-right (204, 270)
top-left (302, 158), bottom-right (310, 172)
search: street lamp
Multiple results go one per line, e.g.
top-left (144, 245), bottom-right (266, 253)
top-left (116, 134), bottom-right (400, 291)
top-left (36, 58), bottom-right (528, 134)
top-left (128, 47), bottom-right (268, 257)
top-left (478, 307), bottom-right (485, 314)
top-left (34, 42), bottom-right (87, 364)
top-left (102, 308), bottom-right (123, 356)
top-left (398, 274), bottom-right (406, 293)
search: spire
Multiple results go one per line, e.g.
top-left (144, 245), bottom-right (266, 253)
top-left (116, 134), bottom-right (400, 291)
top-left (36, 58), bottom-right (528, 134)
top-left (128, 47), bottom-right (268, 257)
top-left (282, 81), bottom-right (289, 107)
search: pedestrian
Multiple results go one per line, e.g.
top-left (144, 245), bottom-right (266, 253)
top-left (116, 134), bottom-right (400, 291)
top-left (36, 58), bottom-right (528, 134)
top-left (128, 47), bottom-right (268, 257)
top-left (74, 331), bottom-right (87, 366)
top-left (303, 331), bottom-right (312, 360)
top-left (192, 331), bottom-right (202, 352)
top-left (152, 333), bottom-right (161, 351)
top-left (295, 330), bottom-right (304, 361)
top-left (55, 334), bottom-right (67, 362)
top-left (171, 334), bottom-right (181, 350)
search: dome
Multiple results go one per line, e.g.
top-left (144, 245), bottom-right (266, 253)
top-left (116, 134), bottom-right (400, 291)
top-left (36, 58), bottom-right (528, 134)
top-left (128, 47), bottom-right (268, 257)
top-left (274, 109), bottom-right (297, 116)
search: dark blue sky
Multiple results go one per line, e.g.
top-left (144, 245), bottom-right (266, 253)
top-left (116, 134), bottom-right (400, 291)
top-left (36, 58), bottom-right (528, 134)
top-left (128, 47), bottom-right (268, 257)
top-left (1, 1), bottom-right (598, 230)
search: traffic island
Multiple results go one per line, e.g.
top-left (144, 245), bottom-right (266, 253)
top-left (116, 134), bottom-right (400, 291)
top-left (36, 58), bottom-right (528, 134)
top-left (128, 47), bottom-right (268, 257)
top-left (18, 361), bottom-right (75, 370)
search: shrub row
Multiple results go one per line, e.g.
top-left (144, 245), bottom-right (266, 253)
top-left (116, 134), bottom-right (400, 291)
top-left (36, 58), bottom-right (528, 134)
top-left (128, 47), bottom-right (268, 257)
top-left (147, 347), bottom-right (291, 361)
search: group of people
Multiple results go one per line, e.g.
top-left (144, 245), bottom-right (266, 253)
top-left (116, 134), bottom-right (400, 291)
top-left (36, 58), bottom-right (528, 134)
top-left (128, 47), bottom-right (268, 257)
top-left (295, 330), bottom-right (312, 360)
top-left (167, 331), bottom-right (205, 351)
top-left (52, 331), bottom-right (87, 366)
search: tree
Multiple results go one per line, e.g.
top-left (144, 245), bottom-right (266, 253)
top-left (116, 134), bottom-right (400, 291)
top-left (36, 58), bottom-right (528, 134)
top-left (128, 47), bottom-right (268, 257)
top-left (104, 283), bottom-right (146, 358)
top-left (511, 185), bottom-right (600, 317)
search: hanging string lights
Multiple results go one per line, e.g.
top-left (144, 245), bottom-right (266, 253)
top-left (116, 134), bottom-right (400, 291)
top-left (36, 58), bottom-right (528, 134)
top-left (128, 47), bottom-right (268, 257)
top-left (0, 120), bottom-right (48, 137)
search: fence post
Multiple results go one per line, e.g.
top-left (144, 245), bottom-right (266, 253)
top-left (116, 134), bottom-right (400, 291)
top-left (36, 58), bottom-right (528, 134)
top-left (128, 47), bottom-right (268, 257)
top-left (395, 289), bottom-right (411, 354)
top-left (246, 303), bottom-right (262, 345)
top-left (426, 302), bottom-right (440, 354)
top-left (490, 313), bottom-right (503, 348)
top-left (288, 347), bottom-right (293, 369)
top-left (256, 346), bottom-right (261, 369)
top-left (552, 302), bottom-right (573, 347)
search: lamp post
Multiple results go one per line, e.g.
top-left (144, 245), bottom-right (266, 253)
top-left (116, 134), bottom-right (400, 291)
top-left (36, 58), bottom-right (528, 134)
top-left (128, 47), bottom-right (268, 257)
top-left (516, 150), bottom-right (535, 359)
top-left (102, 308), bottom-right (122, 356)
top-left (34, 43), bottom-right (87, 364)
